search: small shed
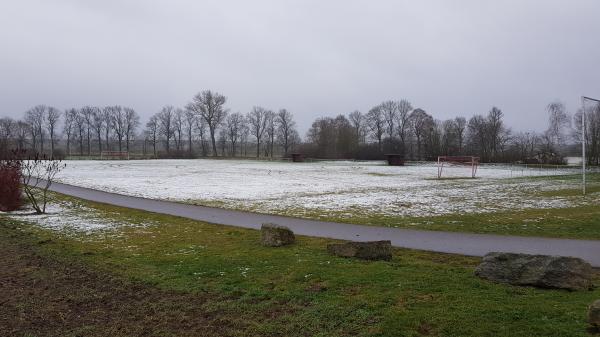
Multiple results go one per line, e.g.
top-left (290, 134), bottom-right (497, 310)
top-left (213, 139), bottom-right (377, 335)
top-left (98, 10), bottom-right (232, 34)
top-left (384, 154), bottom-right (405, 166)
top-left (290, 153), bottom-right (305, 163)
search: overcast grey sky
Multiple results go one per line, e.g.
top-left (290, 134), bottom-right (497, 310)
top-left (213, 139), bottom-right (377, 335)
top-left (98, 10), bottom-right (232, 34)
top-left (1, 0), bottom-right (599, 134)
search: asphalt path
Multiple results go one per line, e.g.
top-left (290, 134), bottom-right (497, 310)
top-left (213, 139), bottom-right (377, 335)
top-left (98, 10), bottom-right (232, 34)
top-left (47, 181), bottom-right (600, 266)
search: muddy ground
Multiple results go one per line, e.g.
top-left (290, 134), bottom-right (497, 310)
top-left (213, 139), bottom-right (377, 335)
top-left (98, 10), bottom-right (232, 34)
top-left (0, 224), bottom-right (241, 337)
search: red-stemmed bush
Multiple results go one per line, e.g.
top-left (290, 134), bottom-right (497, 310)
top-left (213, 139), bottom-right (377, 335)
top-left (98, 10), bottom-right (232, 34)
top-left (0, 157), bottom-right (22, 211)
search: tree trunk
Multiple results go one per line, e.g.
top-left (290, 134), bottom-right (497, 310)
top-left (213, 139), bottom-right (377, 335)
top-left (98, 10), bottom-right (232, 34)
top-left (210, 128), bottom-right (218, 157)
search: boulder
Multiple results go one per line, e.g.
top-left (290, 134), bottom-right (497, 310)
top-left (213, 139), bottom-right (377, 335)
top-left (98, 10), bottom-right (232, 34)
top-left (474, 252), bottom-right (593, 291)
top-left (260, 223), bottom-right (295, 247)
top-left (327, 241), bottom-right (392, 261)
top-left (589, 300), bottom-right (600, 327)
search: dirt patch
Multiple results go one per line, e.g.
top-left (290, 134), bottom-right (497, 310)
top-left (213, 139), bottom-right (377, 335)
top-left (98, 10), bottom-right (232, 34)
top-left (0, 225), bottom-right (241, 337)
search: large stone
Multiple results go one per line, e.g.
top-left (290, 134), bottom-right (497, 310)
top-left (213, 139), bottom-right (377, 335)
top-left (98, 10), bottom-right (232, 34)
top-left (589, 300), bottom-right (600, 327)
top-left (327, 241), bottom-right (392, 261)
top-left (260, 223), bottom-right (295, 247)
top-left (474, 252), bottom-right (593, 291)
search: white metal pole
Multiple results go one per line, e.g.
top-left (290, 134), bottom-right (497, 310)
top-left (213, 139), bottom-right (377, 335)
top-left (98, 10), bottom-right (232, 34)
top-left (582, 96), bottom-right (586, 195)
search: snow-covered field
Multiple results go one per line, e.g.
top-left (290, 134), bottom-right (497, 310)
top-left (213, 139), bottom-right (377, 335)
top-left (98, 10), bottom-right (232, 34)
top-left (52, 159), bottom-right (590, 219)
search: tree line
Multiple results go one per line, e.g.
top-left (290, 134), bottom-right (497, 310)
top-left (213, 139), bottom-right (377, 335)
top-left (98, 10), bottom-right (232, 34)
top-left (0, 90), bottom-right (301, 160)
top-left (144, 91), bottom-right (301, 158)
top-left (1, 90), bottom-right (599, 164)
top-left (302, 99), bottom-right (600, 165)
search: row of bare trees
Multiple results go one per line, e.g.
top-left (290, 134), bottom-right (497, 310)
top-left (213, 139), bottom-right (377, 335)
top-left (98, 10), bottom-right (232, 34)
top-left (143, 90), bottom-right (301, 158)
top-left (1, 93), bottom-right (599, 163)
top-left (303, 99), bottom-right (600, 164)
top-left (0, 105), bottom-right (140, 158)
top-left (304, 100), bottom-right (468, 160)
top-left (63, 106), bottom-right (141, 156)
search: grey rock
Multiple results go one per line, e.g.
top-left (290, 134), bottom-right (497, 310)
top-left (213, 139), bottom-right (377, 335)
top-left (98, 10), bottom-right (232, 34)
top-left (260, 223), bottom-right (295, 247)
top-left (327, 241), bottom-right (392, 261)
top-left (589, 300), bottom-right (600, 327)
top-left (475, 252), bottom-right (593, 291)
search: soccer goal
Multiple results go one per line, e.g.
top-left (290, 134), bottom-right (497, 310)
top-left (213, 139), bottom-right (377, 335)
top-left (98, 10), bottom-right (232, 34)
top-left (437, 156), bottom-right (480, 179)
top-left (100, 151), bottom-right (130, 160)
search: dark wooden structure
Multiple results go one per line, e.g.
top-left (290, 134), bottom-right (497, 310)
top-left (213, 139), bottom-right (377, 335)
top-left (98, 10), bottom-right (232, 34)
top-left (290, 153), bottom-right (305, 162)
top-left (384, 154), bottom-right (405, 166)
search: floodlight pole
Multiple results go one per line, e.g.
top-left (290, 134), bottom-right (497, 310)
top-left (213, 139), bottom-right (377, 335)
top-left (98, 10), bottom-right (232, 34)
top-left (582, 96), bottom-right (586, 195)
top-left (581, 96), bottom-right (600, 195)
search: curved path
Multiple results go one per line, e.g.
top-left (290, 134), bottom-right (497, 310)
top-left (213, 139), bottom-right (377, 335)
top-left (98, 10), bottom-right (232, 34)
top-left (47, 181), bottom-right (600, 266)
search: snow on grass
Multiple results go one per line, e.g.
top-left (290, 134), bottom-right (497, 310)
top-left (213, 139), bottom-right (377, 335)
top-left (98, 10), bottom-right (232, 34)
top-left (54, 159), bottom-right (589, 219)
top-left (6, 200), bottom-right (154, 233)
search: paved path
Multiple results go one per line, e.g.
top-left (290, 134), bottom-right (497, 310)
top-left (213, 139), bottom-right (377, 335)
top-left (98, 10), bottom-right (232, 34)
top-left (48, 181), bottom-right (600, 266)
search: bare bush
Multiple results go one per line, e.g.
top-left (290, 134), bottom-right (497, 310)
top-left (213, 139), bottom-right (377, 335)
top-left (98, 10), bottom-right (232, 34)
top-left (20, 153), bottom-right (66, 214)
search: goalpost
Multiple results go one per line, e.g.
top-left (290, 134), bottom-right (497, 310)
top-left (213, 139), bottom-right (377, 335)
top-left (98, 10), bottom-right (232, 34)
top-left (437, 156), bottom-right (480, 179)
top-left (100, 151), bottom-right (130, 160)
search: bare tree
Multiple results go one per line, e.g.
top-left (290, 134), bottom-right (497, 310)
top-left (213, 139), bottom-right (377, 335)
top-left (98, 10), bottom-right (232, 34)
top-left (240, 122), bottom-right (250, 157)
top-left (25, 105), bottom-right (46, 154)
top-left (379, 101), bottom-right (398, 140)
top-left (225, 112), bottom-right (244, 156)
top-left (102, 107), bottom-right (114, 150)
top-left (395, 99), bottom-right (413, 152)
top-left (467, 114), bottom-right (489, 161)
top-left (80, 106), bottom-right (96, 155)
top-left (173, 108), bottom-right (184, 152)
top-left (276, 109), bottom-right (297, 156)
top-left (158, 106), bottom-right (174, 154)
top-left (145, 114), bottom-right (159, 158)
top-left (247, 106), bottom-right (269, 158)
top-left (546, 101), bottom-right (570, 149)
top-left (218, 128), bottom-right (228, 156)
top-left (487, 107), bottom-right (509, 160)
top-left (441, 119), bottom-right (456, 155)
top-left (186, 90), bottom-right (228, 157)
top-left (512, 131), bottom-right (539, 162)
top-left (63, 109), bottom-right (77, 156)
top-left (366, 106), bottom-right (385, 152)
top-left (45, 107), bottom-right (61, 158)
top-left (74, 109), bottom-right (87, 155)
top-left (124, 107), bottom-right (140, 152)
top-left (573, 103), bottom-right (600, 165)
top-left (20, 153), bottom-right (66, 214)
top-left (91, 109), bottom-right (104, 154)
top-left (348, 110), bottom-right (365, 145)
top-left (453, 117), bottom-right (467, 154)
top-left (183, 109), bottom-right (197, 156)
top-left (196, 117), bottom-right (208, 157)
top-left (410, 108), bottom-right (433, 160)
top-left (15, 120), bottom-right (29, 152)
top-left (0, 118), bottom-right (14, 157)
top-left (265, 110), bottom-right (276, 158)
top-left (110, 106), bottom-right (126, 152)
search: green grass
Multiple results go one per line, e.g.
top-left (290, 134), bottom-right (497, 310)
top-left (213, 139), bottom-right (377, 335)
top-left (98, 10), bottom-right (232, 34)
top-left (539, 185), bottom-right (600, 197)
top-left (3, 195), bottom-right (600, 336)
top-left (306, 204), bottom-right (600, 240)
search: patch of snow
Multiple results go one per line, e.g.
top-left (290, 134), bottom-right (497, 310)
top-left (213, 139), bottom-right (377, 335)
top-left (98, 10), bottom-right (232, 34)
top-left (6, 201), bottom-right (152, 233)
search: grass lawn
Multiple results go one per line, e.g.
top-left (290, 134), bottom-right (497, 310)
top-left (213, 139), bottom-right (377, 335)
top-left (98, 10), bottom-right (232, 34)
top-left (309, 203), bottom-right (600, 240)
top-left (1, 194), bottom-right (599, 336)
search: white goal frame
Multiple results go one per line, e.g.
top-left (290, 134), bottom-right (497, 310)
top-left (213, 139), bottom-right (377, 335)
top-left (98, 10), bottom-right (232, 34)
top-left (437, 156), bottom-right (480, 179)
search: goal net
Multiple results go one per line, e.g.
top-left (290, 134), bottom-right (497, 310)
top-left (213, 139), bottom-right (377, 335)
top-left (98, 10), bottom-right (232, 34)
top-left (437, 156), bottom-right (480, 178)
top-left (100, 151), bottom-right (130, 160)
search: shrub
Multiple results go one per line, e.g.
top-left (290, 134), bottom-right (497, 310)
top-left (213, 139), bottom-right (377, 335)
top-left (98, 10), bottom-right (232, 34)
top-left (0, 161), bottom-right (22, 211)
